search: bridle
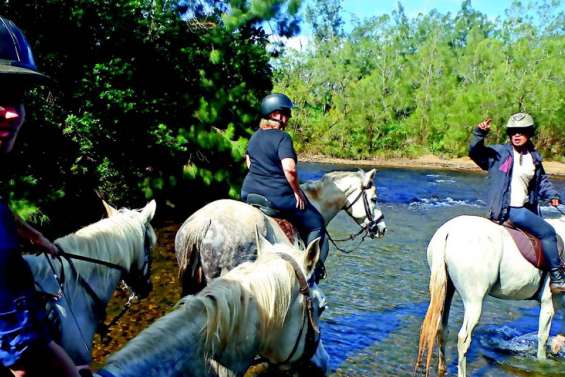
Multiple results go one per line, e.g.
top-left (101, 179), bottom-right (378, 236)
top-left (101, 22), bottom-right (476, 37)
top-left (46, 225), bottom-right (153, 343)
top-left (273, 252), bottom-right (321, 367)
top-left (328, 181), bottom-right (385, 253)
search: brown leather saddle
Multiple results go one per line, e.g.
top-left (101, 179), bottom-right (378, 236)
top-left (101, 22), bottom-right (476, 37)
top-left (247, 193), bottom-right (299, 244)
top-left (501, 220), bottom-right (564, 270)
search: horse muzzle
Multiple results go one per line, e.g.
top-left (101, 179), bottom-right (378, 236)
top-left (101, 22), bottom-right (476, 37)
top-left (368, 218), bottom-right (387, 239)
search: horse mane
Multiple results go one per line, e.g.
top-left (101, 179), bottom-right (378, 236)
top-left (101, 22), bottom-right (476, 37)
top-left (301, 170), bottom-right (363, 198)
top-left (53, 209), bottom-right (147, 276)
top-left (194, 249), bottom-right (297, 353)
top-left (104, 247), bottom-right (298, 373)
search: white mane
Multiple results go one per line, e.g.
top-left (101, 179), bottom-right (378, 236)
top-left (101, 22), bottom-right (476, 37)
top-left (54, 209), bottom-right (148, 273)
top-left (102, 245), bottom-right (303, 376)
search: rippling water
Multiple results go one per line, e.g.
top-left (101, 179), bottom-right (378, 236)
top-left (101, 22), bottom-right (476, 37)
top-left (93, 162), bottom-right (565, 377)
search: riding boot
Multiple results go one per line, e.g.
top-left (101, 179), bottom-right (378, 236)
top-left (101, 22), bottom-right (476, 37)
top-left (313, 260), bottom-right (327, 284)
top-left (549, 267), bottom-right (565, 294)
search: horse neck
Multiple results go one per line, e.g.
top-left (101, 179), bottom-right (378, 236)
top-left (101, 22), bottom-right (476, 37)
top-left (301, 179), bottom-right (346, 224)
top-left (54, 220), bottom-right (137, 302)
top-left (101, 294), bottom-right (258, 377)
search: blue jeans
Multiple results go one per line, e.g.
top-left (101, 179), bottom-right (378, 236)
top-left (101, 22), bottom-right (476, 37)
top-left (508, 206), bottom-right (560, 269)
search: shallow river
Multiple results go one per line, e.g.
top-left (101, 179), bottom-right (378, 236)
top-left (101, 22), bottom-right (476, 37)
top-left (94, 162), bottom-right (565, 377)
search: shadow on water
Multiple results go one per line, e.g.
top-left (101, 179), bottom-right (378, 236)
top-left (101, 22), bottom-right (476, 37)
top-left (322, 302), bottom-right (429, 372)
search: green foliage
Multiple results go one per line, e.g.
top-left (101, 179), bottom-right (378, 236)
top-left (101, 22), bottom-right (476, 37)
top-left (0, 0), bottom-right (301, 233)
top-left (275, 0), bottom-right (565, 161)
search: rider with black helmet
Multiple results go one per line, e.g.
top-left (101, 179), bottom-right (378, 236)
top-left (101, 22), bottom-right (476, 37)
top-left (0, 16), bottom-right (79, 377)
top-left (469, 113), bottom-right (563, 292)
top-left (241, 93), bottom-right (329, 281)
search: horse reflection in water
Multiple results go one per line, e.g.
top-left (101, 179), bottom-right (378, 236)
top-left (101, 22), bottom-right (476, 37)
top-left (95, 234), bottom-right (327, 377)
top-left (416, 214), bottom-right (565, 377)
top-left (175, 169), bottom-right (386, 295)
top-left (0, 200), bottom-right (157, 374)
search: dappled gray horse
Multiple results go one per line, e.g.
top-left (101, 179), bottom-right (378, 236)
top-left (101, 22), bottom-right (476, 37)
top-left (175, 169), bottom-right (386, 295)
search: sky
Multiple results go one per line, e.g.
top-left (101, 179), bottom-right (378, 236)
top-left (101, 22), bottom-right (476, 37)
top-left (277, 0), bottom-right (518, 49)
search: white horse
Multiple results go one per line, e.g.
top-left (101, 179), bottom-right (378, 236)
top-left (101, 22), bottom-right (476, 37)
top-left (95, 234), bottom-right (327, 377)
top-left (416, 214), bottom-right (565, 377)
top-left (23, 200), bottom-right (157, 368)
top-left (175, 169), bottom-right (387, 295)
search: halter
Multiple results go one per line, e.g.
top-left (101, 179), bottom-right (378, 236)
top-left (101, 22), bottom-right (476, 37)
top-left (46, 225), bottom-right (153, 343)
top-left (273, 252), bottom-right (320, 367)
top-left (329, 181), bottom-right (385, 253)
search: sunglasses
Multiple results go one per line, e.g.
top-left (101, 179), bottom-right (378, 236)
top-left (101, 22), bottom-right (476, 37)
top-left (506, 127), bottom-right (533, 137)
top-left (0, 87), bottom-right (26, 105)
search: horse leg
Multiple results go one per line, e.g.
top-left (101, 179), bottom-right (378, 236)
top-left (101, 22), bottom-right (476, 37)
top-left (457, 300), bottom-right (483, 377)
top-left (438, 278), bottom-right (455, 377)
top-left (537, 287), bottom-right (555, 359)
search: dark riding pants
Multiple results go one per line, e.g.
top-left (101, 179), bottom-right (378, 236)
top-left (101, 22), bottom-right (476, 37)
top-left (278, 200), bottom-right (329, 264)
top-left (508, 206), bottom-right (560, 269)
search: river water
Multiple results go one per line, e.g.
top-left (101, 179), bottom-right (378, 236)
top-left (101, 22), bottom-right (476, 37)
top-left (93, 162), bottom-right (565, 377)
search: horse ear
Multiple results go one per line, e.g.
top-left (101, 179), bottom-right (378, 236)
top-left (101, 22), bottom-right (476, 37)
top-left (363, 169), bottom-right (376, 188)
top-left (102, 200), bottom-right (119, 217)
top-left (255, 226), bottom-right (272, 257)
top-left (304, 237), bottom-right (321, 276)
top-left (141, 200), bottom-right (157, 222)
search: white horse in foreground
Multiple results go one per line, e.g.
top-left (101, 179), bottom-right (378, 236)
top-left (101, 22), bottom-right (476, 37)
top-left (95, 234), bottom-right (327, 377)
top-left (416, 214), bottom-right (565, 377)
top-left (24, 200), bottom-right (157, 368)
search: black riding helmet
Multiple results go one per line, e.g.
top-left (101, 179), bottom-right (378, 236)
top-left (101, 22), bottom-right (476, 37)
top-left (0, 16), bottom-right (49, 87)
top-left (260, 93), bottom-right (293, 119)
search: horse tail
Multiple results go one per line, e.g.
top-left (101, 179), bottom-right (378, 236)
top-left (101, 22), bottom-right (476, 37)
top-left (175, 218), bottom-right (211, 296)
top-left (415, 228), bottom-right (449, 377)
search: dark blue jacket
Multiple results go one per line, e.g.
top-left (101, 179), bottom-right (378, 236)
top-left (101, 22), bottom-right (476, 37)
top-left (469, 127), bottom-right (560, 223)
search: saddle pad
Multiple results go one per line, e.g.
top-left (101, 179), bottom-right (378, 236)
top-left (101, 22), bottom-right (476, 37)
top-left (502, 221), bottom-right (564, 270)
top-left (273, 218), bottom-right (299, 245)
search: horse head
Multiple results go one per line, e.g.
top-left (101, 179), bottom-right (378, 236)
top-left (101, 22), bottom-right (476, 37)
top-left (342, 169), bottom-right (386, 238)
top-left (103, 199), bottom-right (157, 299)
top-left (254, 230), bottom-right (329, 373)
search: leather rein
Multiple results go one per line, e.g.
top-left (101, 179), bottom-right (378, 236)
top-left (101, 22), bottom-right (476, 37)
top-left (274, 252), bottom-right (321, 367)
top-left (45, 227), bottom-right (152, 342)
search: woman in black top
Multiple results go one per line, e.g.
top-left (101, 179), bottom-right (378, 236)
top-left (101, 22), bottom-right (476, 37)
top-left (241, 93), bottom-right (328, 281)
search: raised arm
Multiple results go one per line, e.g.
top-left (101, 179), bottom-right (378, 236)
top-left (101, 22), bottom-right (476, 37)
top-left (469, 118), bottom-right (497, 171)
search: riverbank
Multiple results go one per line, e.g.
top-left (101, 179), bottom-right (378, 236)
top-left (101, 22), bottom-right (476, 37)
top-left (301, 154), bottom-right (565, 178)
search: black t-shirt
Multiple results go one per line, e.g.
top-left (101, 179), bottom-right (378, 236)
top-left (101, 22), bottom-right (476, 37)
top-left (241, 128), bottom-right (297, 207)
